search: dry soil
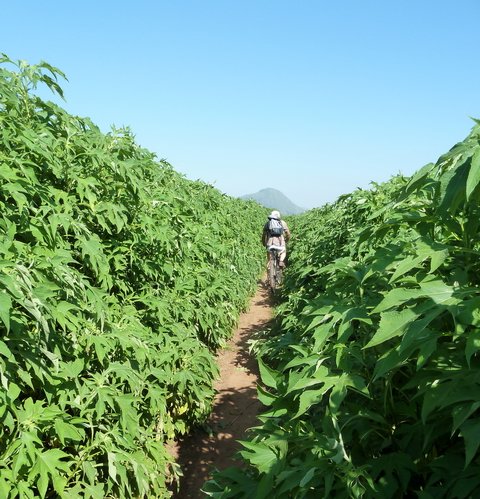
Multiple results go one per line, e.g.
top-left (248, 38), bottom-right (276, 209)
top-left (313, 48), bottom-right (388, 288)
top-left (169, 280), bottom-right (273, 498)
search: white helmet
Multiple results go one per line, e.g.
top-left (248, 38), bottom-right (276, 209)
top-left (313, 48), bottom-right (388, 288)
top-left (269, 210), bottom-right (281, 219)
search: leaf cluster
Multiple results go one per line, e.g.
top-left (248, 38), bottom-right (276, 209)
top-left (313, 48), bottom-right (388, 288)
top-left (207, 123), bottom-right (480, 497)
top-left (0, 55), bottom-right (265, 497)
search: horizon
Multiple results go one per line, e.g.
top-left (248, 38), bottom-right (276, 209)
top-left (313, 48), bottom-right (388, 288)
top-left (2, 1), bottom-right (479, 209)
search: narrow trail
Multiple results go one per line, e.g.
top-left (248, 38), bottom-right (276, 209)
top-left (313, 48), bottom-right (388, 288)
top-left (170, 280), bottom-right (273, 498)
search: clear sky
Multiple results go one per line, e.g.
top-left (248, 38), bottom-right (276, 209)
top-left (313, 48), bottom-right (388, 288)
top-left (2, 1), bottom-right (480, 209)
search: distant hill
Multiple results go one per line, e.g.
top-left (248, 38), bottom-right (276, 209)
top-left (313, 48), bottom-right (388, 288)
top-left (240, 188), bottom-right (305, 215)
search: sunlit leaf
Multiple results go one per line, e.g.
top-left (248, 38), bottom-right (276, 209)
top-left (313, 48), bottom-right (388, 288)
top-left (466, 148), bottom-right (480, 199)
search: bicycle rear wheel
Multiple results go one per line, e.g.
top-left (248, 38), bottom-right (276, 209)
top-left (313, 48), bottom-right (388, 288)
top-left (268, 253), bottom-right (277, 291)
top-left (276, 263), bottom-right (283, 287)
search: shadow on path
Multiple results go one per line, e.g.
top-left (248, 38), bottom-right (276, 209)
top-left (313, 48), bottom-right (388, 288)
top-left (170, 283), bottom-right (273, 498)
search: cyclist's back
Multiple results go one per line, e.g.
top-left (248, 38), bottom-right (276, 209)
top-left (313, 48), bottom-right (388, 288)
top-left (262, 210), bottom-right (290, 267)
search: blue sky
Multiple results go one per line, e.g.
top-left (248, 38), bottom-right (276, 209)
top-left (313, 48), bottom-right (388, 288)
top-left (2, 1), bottom-right (480, 209)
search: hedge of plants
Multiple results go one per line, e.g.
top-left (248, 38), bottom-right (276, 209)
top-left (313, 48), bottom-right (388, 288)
top-left (0, 55), bottom-right (265, 497)
top-left (206, 123), bottom-right (480, 497)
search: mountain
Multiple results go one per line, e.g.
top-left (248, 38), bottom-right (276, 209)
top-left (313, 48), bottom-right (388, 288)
top-left (240, 188), bottom-right (305, 216)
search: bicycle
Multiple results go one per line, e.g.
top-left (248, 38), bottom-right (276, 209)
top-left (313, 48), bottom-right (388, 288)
top-left (267, 245), bottom-right (284, 293)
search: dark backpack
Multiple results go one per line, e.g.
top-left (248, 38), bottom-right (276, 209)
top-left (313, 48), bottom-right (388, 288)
top-left (267, 218), bottom-right (284, 237)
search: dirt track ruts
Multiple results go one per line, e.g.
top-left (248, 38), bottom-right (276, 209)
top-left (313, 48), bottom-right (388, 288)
top-left (169, 280), bottom-right (273, 498)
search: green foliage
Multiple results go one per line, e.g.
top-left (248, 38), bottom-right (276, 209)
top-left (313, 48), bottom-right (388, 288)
top-left (0, 54), bottom-right (265, 497)
top-left (207, 124), bottom-right (480, 496)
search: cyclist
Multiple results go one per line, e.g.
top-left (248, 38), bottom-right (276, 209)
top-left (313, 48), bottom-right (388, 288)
top-left (262, 210), bottom-right (291, 268)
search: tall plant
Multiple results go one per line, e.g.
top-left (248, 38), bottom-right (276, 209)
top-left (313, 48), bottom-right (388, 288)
top-left (206, 124), bottom-right (480, 497)
top-left (0, 55), bottom-right (265, 497)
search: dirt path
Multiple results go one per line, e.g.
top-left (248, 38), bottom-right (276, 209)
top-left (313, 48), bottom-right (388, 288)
top-left (169, 280), bottom-right (273, 498)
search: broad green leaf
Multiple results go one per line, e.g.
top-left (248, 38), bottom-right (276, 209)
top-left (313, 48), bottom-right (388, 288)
top-left (466, 329), bottom-right (480, 367)
top-left (294, 377), bottom-right (337, 418)
top-left (438, 157), bottom-right (469, 215)
top-left (329, 373), bottom-right (368, 412)
top-left (7, 381), bottom-right (21, 401)
top-left (29, 449), bottom-right (71, 498)
top-left (0, 339), bottom-right (12, 359)
top-left (255, 472), bottom-right (274, 499)
top-left (337, 307), bottom-right (371, 342)
top-left (452, 402), bottom-right (480, 434)
top-left (107, 452), bottom-right (118, 483)
top-left (418, 279), bottom-right (454, 304)
top-left (17, 369), bottom-right (34, 389)
top-left (373, 348), bottom-right (401, 380)
top-left (364, 308), bottom-right (420, 349)
top-left (399, 308), bottom-right (443, 354)
top-left (430, 248), bottom-right (449, 273)
top-left (299, 467), bottom-right (316, 488)
top-left (312, 322), bottom-right (333, 352)
top-left (416, 336), bottom-right (437, 369)
top-left (60, 358), bottom-right (84, 379)
top-left (288, 365), bottom-right (329, 392)
top-left (256, 384), bottom-right (276, 406)
top-left (460, 419), bottom-right (480, 467)
top-left (0, 274), bottom-right (22, 299)
top-left (17, 481), bottom-right (36, 499)
top-left (466, 148), bottom-right (480, 199)
top-left (389, 255), bottom-right (424, 283)
top-left (52, 301), bottom-right (80, 331)
top-left (0, 477), bottom-right (11, 498)
top-left (283, 354), bottom-right (321, 370)
top-left (415, 239), bottom-right (449, 270)
top-left (421, 379), bottom-right (480, 422)
top-left (258, 358), bottom-right (278, 389)
top-left (54, 419), bottom-right (84, 444)
top-left (12, 447), bottom-right (31, 480)
top-left (239, 441), bottom-right (279, 474)
top-left (0, 292), bottom-right (11, 331)
top-left (82, 460), bottom-right (98, 486)
top-left (373, 288), bottom-right (424, 314)
top-left (404, 161), bottom-right (435, 193)
top-left (305, 313), bottom-right (330, 333)
top-left (374, 280), bottom-right (454, 314)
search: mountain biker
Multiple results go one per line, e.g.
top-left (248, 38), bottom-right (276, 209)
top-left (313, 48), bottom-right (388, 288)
top-left (262, 210), bottom-right (291, 268)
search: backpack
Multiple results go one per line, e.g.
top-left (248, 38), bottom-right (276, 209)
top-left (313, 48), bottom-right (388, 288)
top-left (267, 218), bottom-right (284, 237)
